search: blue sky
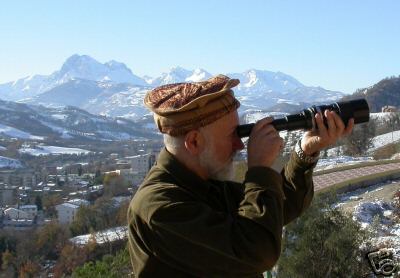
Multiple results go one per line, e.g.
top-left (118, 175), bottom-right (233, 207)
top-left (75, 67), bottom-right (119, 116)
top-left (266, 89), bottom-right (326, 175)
top-left (1, 0), bottom-right (399, 94)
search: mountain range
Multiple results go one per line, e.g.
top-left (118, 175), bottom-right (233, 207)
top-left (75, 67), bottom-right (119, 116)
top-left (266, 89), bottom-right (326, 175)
top-left (0, 54), bottom-right (346, 120)
top-left (342, 76), bottom-right (400, 113)
top-left (0, 99), bottom-right (157, 142)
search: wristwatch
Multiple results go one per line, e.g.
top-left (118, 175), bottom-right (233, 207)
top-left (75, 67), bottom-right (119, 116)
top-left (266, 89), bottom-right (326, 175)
top-left (295, 140), bottom-right (320, 164)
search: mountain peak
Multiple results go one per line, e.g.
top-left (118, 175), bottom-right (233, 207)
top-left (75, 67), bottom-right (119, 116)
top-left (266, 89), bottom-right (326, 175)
top-left (62, 54), bottom-right (99, 67)
top-left (168, 66), bottom-right (191, 75)
top-left (185, 68), bottom-right (212, 82)
top-left (105, 60), bottom-right (130, 71)
top-left (59, 54), bottom-right (103, 76)
top-left (57, 55), bottom-right (146, 86)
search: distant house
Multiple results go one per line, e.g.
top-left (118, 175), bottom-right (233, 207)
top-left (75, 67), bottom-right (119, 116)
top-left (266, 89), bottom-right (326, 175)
top-left (2, 208), bottom-right (34, 228)
top-left (0, 184), bottom-right (17, 206)
top-left (55, 198), bottom-right (90, 224)
top-left (129, 153), bottom-right (157, 174)
top-left (382, 105), bottom-right (398, 112)
top-left (109, 153), bottom-right (119, 160)
top-left (4, 208), bottom-right (29, 220)
top-left (19, 205), bottom-right (38, 219)
top-left (0, 168), bottom-right (39, 187)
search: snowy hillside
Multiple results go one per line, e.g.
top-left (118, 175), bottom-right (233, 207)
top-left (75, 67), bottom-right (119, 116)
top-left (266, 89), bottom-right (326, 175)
top-left (336, 179), bottom-right (400, 264)
top-left (0, 156), bottom-right (23, 169)
top-left (0, 123), bottom-right (45, 140)
top-left (369, 130), bottom-right (400, 152)
top-left (19, 145), bottom-right (90, 156)
top-left (0, 99), bottom-right (158, 141)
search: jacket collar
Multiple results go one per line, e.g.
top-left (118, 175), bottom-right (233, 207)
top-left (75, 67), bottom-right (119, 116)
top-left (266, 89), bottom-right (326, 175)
top-left (156, 148), bottom-right (213, 198)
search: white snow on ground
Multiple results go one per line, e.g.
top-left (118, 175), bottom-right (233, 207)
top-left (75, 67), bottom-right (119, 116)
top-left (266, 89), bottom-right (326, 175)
top-left (0, 156), bottom-right (23, 169)
top-left (323, 128), bottom-right (400, 160)
top-left (335, 180), bottom-right (400, 268)
top-left (369, 130), bottom-right (400, 152)
top-left (354, 201), bottom-right (394, 228)
top-left (0, 146), bottom-right (6, 151)
top-left (315, 156), bottom-right (374, 171)
top-left (39, 120), bottom-right (73, 139)
top-left (370, 112), bottom-right (394, 120)
top-left (19, 145), bottom-right (90, 156)
top-left (354, 200), bottom-right (400, 267)
top-left (0, 123), bottom-right (44, 140)
top-left (70, 226), bottom-right (127, 246)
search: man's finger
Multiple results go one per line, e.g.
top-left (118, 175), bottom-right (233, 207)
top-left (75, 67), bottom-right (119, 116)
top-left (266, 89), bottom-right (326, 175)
top-left (343, 118), bottom-right (355, 136)
top-left (331, 111), bottom-right (345, 136)
top-left (315, 112), bottom-right (328, 137)
top-left (325, 110), bottom-right (337, 138)
top-left (252, 117), bottom-right (274, 133)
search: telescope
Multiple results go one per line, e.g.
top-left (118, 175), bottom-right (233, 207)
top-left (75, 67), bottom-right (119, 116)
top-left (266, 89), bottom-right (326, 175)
top-left (236, 99), bottom-right (370, 138)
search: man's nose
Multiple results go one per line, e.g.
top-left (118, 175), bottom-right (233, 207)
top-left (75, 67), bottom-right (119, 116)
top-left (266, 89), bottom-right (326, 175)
top-left (232, 135), bottom-right (245, 151)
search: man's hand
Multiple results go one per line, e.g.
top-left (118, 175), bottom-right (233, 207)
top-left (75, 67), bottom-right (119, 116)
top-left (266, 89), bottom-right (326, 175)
top-left (248, 117), bottom-right (284, 168)
top-left (301, 110), bottom-right (354, 155)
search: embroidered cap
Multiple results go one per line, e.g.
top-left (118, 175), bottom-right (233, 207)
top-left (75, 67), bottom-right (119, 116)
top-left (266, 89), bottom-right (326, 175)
top-left (144, 74), bottom-right (240, 136)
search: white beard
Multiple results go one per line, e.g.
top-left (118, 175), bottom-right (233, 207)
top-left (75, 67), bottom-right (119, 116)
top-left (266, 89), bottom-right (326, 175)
top-left (199, 137), bottom-right (235, 181)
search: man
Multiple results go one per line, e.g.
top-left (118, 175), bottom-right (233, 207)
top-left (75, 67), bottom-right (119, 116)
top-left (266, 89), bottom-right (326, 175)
top-left (127, 75), bottom-right (353, 277)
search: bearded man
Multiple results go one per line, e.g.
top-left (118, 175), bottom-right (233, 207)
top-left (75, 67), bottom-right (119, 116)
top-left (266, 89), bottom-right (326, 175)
top-left (127, 75), bottom-right (353, 277)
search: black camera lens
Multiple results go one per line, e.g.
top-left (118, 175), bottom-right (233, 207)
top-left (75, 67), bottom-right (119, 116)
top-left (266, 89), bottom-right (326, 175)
top-left (236, 99), bottom-right (369, 138)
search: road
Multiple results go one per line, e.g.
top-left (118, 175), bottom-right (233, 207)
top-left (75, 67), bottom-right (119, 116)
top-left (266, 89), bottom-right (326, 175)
top-left (313, 162), bottom-right (400, 191)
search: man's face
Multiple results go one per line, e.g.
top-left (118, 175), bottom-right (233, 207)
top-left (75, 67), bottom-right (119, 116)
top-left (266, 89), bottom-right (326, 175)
top-left (199, 111), bottom-right (244, 181)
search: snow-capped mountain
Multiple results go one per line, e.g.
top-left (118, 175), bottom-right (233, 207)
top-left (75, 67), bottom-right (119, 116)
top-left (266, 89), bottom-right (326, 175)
top-left (22, 79), bottom-right (151, 119)
top-left (146, 67), bottom-right (213, 86)
top-left (0, 54), bottom-right (347, 120)
top-left (227, 69), bottom-right (345, 111)
top-left (0, 54), bottom-right (146, 101)
top-left (229, 69), bottom-right (303, 94)
top-left (55, 54), bottom-right (146, 86)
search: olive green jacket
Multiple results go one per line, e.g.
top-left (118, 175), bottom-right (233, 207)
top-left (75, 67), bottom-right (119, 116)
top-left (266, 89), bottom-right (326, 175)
top-left (127, 148), bottom-right (315, 277)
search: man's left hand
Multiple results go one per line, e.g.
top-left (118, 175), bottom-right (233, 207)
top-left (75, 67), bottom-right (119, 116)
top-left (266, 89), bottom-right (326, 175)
top-left (301, 110), bottom-right (354, 156)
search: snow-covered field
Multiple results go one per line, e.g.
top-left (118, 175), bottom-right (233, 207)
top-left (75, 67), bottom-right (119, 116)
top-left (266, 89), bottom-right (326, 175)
top-left (0, 156), bottom-right (23, 169)
top-left (369, 130), bottom-right (400, 152)
top-left (336, 179), bottom-right (400, 267)
top-left (0, 123), bottom-right (44, 140)
top-left (315, 156), bottom-right (374, 171)
top-left (19, 145), bottom-right (90, 156)
top-left (70, 226), bottom-right (127, 246)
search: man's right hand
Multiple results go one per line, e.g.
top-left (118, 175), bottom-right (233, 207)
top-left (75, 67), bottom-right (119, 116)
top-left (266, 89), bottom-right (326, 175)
top-left (247, 117), bottom-right (284, 168)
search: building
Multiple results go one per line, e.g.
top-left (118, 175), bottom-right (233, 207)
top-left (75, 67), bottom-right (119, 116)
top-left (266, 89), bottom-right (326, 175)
top-left (19, 205), bottom-right (38, 219)
top-left (55, 198), bottom-right (90, 225)
top-left (382, 105), bottom-right (398, 112)
top-left (126, 152), bottom-right (158, 175)
top-left (109, 153), bottom-right (119, 160)
top-left (2, 207), bottom-right (35, 229)
top-left (0, 184), bottom-right (17, 206)
top-left (104, 169), bottom-right (145, 186)
top-left (0, 168), bottom-right (39, 187)
top-left (4, 208), bottom-right (29, 220)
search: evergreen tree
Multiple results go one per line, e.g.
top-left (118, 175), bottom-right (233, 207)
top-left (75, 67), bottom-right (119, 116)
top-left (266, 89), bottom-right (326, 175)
top-left (342, 120), bottom-right (376, 156)
top-left (277, 194), bottom-right (371, 278)
top-left (34, 195), bottom-right (42, 211)
top-left (72, 247), bottom-right (132, 278)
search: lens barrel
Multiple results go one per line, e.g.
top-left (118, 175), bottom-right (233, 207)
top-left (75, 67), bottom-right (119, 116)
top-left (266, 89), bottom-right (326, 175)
top-left (236, 98), bottom-right (369, 138)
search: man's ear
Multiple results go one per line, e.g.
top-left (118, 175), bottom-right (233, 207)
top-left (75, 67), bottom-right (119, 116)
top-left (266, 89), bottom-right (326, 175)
top-left (184, 130), bottom-right (205, 155)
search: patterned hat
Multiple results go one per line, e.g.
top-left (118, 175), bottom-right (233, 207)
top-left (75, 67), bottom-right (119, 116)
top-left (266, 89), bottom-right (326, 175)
top-left (144, 74), bottom-right (240, 136)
